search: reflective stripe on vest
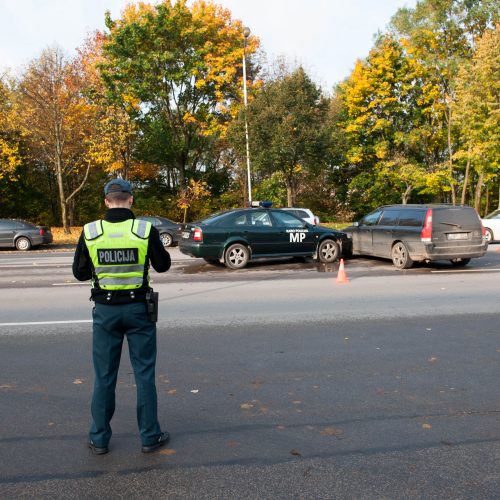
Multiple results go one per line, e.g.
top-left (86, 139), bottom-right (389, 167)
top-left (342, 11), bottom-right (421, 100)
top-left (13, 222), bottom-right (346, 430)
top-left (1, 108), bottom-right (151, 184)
top-left (83, 219), bottom-right (151, 290)
top-left (94, 265), bottom-right (145, 274)
top-left (133, 219), bottom-right (149, 238)
top-left (99, 276), bottom-right (145, 286)
top-left (84, 221), bottom-right (103, 240)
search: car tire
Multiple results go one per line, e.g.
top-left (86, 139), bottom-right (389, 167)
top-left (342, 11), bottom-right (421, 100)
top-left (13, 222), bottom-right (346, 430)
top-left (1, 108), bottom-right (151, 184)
top-left (450, 258), bottom-right (471, 267)
top-left (484, 228), bottom-right (493, 242)
top-left (391, 241), bottom-right (413, 269)
top-left (160, 232), bottom-right (173, 248)
top-left (317, 239), bottom-right (340, 263)
top-left (224, 243), bottom-right (249, 269)
top-left (15, 236), bottom-right (32, 251)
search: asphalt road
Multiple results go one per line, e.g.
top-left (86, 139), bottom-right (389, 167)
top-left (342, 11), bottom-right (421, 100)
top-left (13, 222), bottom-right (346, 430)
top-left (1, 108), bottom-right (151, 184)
top-left (1, 246), bottom-right (500, 498)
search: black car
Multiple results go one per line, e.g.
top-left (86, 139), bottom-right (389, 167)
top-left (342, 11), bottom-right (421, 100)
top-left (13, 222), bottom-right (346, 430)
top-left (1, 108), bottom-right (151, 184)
top-left (179, 206), bottom-right (349, 269)
top-left (0, 218), bottom-right (53, 251)
top-left (136, 216), bottom-right (182, 248)
top-left (344, 204), bottom-right (487, 269)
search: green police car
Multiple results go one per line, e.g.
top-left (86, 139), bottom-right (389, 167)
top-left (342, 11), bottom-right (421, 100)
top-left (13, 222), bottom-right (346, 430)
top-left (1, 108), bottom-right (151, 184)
top-left (179, 203), bottom-right (350, 269)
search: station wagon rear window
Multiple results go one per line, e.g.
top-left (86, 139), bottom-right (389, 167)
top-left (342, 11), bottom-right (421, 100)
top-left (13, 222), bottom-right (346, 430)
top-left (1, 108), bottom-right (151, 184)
top-left (433, 208), bottom-right (480, 226)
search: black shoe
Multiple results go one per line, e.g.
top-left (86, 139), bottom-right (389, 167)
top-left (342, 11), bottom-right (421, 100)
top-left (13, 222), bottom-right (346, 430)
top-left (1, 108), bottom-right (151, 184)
top-left (141, 432), bottom-right (170, 453)
top-left (88, 440), bottom-right (109, 455)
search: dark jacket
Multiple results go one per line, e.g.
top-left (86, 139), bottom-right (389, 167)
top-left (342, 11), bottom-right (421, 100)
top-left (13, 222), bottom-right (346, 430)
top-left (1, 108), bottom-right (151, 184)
top-left (72, 208), bottom-right (171, 304)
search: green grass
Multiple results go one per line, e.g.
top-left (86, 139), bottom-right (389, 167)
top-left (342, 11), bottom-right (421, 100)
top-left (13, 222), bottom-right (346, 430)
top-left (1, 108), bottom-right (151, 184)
top-left (321, 222), bottom-right (352, 230)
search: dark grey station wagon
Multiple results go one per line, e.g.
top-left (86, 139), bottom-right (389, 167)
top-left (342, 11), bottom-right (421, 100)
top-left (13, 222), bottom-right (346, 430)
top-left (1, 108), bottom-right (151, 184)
top-left (0, 218), bottom-right (53, 251)
top-left (344, 204), bottom-right (487, 269)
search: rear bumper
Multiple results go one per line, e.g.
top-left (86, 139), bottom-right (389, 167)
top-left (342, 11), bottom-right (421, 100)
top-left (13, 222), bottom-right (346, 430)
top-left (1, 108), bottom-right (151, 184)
top-left (28, 235), bottom-right (44, 246)
top-left (179, 242), bottom-right (222, 259)
top-left (412, 241), bottom-right (488, 261)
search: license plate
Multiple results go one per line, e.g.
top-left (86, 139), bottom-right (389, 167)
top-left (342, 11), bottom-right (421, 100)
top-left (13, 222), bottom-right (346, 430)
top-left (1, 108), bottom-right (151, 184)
top-left (447, 232), bottom-right (468, 240)
top-left (182, 231), bottom-right (191, 239)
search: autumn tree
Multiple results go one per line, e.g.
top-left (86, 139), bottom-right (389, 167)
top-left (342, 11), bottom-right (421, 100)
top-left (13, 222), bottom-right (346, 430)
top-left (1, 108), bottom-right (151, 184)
top-left (16, 47), bottom-right (99, 231)
top-left (454, 24), bottom-right (500, 212)
top-left (77, 32), bottom-right (140, 181)
top-left (390, 0), bottom-right (498, 204)
top-left (99, 0), bottom-right (259, 189)
top-left (0, 76), bottom-right (21, 183)
top-left (339, 35), bottom-right (448, 212)
top-left (231, 66), bottom-right (328, 207)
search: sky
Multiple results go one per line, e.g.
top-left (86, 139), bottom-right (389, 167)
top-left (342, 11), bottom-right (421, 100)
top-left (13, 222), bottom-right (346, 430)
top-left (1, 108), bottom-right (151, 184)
top-left (0, 0), bottom-right (418, 90)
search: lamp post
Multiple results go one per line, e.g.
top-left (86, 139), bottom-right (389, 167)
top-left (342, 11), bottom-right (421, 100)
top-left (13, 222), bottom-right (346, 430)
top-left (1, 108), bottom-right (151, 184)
top-left (242, 26), bottom-right (252, 206)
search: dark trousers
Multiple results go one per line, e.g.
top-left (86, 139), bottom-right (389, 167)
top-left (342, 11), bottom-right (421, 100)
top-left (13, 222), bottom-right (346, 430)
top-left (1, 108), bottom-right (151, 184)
top-left (89, 301), bottom-right (162, 447)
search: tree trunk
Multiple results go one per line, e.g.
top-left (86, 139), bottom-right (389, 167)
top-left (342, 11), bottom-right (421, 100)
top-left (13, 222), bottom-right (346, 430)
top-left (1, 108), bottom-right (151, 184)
top-left (69, 198), bottom-right (74, 228)
top-left (474, 170), bottom-right (484, 213)
top-left (446, 108), bottom-right (456, 205)
top-left (55, 155), bottom-right (68, 233)
top-left (286, 180), bottom-right (296, 207)
top-left (461, 155), bottom-right (471, 205)
top-left (402, 185), bottom-right (413, 204)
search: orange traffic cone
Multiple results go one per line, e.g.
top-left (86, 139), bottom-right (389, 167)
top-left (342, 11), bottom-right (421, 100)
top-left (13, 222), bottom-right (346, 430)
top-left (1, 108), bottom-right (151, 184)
top-left (336, 258), bottom-right (349, 284)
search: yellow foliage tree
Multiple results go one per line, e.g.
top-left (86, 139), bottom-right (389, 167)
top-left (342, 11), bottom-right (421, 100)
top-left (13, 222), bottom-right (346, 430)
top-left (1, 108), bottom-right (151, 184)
top-left (0, 78), bottom-right (21, 181)
top-left (100, 0), bottom-right (260, 186)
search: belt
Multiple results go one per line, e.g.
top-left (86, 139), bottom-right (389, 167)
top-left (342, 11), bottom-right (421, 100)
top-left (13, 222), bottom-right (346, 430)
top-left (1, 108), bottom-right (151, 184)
top-left (90, 288), bottom-right (151, 305)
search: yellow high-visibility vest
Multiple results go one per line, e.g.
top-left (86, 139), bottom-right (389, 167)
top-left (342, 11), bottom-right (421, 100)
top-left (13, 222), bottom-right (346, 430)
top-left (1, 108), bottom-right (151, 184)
top-left (84, 219), bottom-right (151, 290)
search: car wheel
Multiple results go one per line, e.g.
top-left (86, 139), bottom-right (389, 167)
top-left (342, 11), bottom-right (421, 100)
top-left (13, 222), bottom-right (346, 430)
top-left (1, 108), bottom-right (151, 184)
top-left (15, 236), bottom-right (32, 251)
top-left (450, 258), bottom-right (471, 267)
top-left (160, 232), bottom-right (173, 248)
top-left (224, 243), bottom-right (249, 269)
top-left (317, 239), bottom-right (340, 263)
top-left (485, 228), bottom-right (493, 242)
top-left (391, 241), bottom-right (413, 269)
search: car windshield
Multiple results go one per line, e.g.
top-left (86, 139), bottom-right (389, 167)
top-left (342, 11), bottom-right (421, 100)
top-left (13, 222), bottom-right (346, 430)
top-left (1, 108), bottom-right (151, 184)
top-left (157, 217), bottom-right (176, 225)
top-left (272, 211), bottom-right (305, 227)
top-left (286, 209), bottom-right (309, 218)
top-left (483, 210), bottom-right (500, 220)
top-left (16, 220), bottom-right (35, 228)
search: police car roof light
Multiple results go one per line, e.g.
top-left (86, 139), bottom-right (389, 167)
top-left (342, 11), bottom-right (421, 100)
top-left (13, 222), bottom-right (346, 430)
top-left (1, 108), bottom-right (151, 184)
top-left (251, 201), bottom-right (273, 208)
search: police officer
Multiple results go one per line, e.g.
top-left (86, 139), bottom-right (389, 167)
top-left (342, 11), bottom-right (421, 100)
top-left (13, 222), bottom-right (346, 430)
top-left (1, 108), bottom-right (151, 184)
top-left (72, 179), bottom-right (171, 455)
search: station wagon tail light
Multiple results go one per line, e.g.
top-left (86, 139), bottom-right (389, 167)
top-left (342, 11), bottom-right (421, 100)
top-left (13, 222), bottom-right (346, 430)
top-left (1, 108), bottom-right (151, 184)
top-left (481, 223), bottom-right (486, 238)
top-left (39, 228), bottom-right (46, 236)
top-left (193, 227), bottom-right (203, 242)
top-left (421, 208), bottom-right (433, 242)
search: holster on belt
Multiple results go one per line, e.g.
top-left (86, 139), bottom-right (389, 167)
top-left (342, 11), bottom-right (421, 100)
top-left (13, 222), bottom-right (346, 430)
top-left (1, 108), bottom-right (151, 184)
top-left (146, 290), bottom-right (159, 323)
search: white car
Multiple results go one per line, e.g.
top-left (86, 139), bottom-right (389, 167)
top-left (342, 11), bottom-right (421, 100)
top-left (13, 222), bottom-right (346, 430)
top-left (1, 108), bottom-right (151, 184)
top-left (280, 208), bottom-right (320, 225)
top-left (481, 209), bottom-right (500, 242)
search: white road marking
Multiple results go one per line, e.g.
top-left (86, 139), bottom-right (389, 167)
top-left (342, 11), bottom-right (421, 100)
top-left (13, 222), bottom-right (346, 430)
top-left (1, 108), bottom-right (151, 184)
top-left (0, 263), bottom-right (67, 267)
top-left (52, 282), bottom-right (89, 286)
top-left (0, 320), bottom-right (92, 326)
top-left (431, 268), bottom-right (500, 273)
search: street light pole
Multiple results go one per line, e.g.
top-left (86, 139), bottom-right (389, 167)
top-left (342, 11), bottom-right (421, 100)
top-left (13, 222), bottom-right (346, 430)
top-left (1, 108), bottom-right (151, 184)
top-left (242, 27), bottom-right (252, 206)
